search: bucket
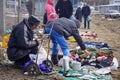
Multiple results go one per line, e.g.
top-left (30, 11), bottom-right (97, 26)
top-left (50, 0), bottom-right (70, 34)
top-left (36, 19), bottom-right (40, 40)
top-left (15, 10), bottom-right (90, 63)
top-left (71, 61), bottom-right (81, 71)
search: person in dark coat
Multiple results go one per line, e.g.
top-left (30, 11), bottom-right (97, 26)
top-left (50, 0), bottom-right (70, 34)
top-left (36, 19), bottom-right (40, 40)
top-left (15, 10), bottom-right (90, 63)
top-left (55, 0), bottom-right (73, 19)
top-left (7, 16), bottom-right (40, 67)
top-left (45, 17), bottom-right (90, 65)
top-left (82, 3), bottom-right (91, 29)
top-left (75, 6), bottom-right (82, 22)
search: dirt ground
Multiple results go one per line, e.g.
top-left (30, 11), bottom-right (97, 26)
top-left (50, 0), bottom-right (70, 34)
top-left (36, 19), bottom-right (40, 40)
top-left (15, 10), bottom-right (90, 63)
top-left (0, 14), bottom-right (120, 80)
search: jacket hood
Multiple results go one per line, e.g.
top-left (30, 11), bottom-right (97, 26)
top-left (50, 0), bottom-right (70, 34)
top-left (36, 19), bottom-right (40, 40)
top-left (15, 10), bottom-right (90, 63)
top-left (47, 0), bottom-right (53, 5)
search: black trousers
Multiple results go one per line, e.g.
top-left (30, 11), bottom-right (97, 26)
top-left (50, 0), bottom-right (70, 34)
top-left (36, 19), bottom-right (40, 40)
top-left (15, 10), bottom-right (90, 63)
top-left (15, 55), bottom-right (30, 66)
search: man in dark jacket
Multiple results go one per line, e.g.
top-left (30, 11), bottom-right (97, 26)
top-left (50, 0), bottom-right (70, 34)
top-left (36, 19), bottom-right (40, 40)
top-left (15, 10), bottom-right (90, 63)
top-left (82, 3), bottom-right (91, 29)
top-left (45, 18), bottom-right (90, 65)
top-left (7, 16), bottom-right (40, 67)
top-left (55, 0), bottom-right (73, 19)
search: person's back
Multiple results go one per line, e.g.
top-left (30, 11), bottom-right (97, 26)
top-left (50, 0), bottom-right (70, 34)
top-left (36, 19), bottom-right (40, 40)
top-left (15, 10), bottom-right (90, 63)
top-left (46, 18), bottom-right (80, 37)
top-left (75, 7), bottom-right (82, 22)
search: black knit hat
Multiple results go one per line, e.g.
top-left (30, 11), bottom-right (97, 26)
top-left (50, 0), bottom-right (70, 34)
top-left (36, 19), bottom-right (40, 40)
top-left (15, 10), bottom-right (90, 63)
top-left (28, 15), bottom-right (40, 27)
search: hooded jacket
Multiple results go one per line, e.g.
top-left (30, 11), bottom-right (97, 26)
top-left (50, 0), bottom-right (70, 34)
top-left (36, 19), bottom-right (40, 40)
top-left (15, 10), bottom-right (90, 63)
top-left (7, 18), bottom-right (39, 61)
top-left (46, 18), bottom-right (86, 50)
top-left (55, 0), bottom-right (73, 18)
top-left (46, 0), bottom-right (57, 21)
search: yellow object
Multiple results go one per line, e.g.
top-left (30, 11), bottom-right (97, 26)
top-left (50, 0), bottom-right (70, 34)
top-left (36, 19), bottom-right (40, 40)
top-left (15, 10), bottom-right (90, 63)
top-left (2, 34), bottom-right (10, 48)
top-left (70, 37), bottom-right (76, 42)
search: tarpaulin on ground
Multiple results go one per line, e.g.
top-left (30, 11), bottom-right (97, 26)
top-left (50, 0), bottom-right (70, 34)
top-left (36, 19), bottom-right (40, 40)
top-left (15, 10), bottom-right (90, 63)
top-left (58, 69), bottom-right (112, 80)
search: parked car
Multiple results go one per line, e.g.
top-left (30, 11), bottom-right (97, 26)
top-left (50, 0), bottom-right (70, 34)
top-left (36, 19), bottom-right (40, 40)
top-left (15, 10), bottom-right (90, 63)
top-left (105, 10), bottom-right (120, 18)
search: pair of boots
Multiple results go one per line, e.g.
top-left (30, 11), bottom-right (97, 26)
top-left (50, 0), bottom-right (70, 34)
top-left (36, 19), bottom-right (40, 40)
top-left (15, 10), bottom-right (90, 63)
top-left (51, 54), bottom-right (58, 65)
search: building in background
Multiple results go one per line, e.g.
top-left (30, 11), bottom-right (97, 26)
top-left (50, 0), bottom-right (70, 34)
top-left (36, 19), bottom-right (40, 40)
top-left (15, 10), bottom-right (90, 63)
top-left (99, 0), bottom-right (120, 13)
top-left (109, 0), bottom-right (120, 4)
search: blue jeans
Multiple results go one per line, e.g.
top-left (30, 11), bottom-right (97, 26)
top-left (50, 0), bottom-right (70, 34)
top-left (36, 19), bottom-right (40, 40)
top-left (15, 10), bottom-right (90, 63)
top-left (84, 16), bottom-right (90, 29)
top-left (45, 27), bottom-right (70, 56)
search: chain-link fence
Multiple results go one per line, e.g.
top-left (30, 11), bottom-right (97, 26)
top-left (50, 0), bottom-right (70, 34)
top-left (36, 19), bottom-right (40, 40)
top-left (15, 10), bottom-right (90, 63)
top-left (5, 0), bottom-right (29, 29)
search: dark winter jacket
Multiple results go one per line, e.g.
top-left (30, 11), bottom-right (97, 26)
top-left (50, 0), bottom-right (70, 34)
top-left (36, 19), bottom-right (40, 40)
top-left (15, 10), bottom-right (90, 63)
top-left (46, 18), bottom-right (86, 50)
top-left (82, 5), bottom-right (91, 17)
top-left (55, 0), bottom-right (73, 18)
top-left (7, 19), bottom-right (38, 61)
top-left (75, 7), bottom-right (82, 22)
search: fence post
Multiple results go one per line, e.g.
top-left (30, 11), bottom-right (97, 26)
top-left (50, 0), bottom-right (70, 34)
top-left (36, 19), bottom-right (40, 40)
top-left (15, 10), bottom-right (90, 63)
top-left (32, 0), bottom-right (35, 15)
top-left (0, 0), bottom-right (6, 36)
top-left (17, 0), bottom-right (21, 23)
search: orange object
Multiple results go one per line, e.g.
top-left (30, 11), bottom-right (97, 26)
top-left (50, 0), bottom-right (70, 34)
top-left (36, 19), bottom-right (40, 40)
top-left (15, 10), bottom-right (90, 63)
top-left (2, 34), bottom-right (10, 48)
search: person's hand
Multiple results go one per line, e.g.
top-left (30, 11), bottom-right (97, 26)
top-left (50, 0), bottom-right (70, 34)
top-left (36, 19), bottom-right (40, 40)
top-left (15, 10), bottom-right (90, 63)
top-left (41, 24), bottom-right (45, 28)
top-left (84, 49), bottom-right (90, 57)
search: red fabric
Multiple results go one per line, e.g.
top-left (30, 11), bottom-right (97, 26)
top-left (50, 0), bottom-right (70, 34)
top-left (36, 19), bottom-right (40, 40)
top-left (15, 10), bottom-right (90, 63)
top-left (71, 52), bottom-right (76, 60)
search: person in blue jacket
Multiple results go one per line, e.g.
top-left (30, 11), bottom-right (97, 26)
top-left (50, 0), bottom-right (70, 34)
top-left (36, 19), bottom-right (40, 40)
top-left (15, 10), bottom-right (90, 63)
top-left (7, 16), bottom-right (40, 67)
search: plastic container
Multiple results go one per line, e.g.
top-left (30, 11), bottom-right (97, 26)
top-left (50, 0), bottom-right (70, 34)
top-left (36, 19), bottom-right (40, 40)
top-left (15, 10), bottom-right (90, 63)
top-left (71, 61), bottom-right (81, 71)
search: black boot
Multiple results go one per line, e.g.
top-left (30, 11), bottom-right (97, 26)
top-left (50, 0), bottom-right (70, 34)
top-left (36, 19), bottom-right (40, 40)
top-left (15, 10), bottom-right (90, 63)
top-left (51, 54), bottom-right (58, 65)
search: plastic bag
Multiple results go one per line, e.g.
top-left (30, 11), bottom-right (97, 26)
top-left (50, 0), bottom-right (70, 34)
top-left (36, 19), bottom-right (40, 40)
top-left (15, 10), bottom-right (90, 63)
top-left (100, 58), bottom-right (113, 67)
top-left (87, 15), bottom-right (91, 21)
top-left (29, 46), bottom-right (51, 65)
top-left (110, 57), bottom-right (119, 70)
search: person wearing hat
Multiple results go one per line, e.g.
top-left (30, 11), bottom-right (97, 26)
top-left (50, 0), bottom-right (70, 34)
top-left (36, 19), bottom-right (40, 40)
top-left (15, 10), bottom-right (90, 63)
top-left (45, 17), bottom-right (90, 68)
top-left (7, 15), bottom-right (40, 68)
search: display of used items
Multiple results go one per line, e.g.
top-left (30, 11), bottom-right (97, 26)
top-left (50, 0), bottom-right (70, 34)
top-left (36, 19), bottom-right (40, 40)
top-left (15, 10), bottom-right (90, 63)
top-left (69, 48), bottom-right (118, 70)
